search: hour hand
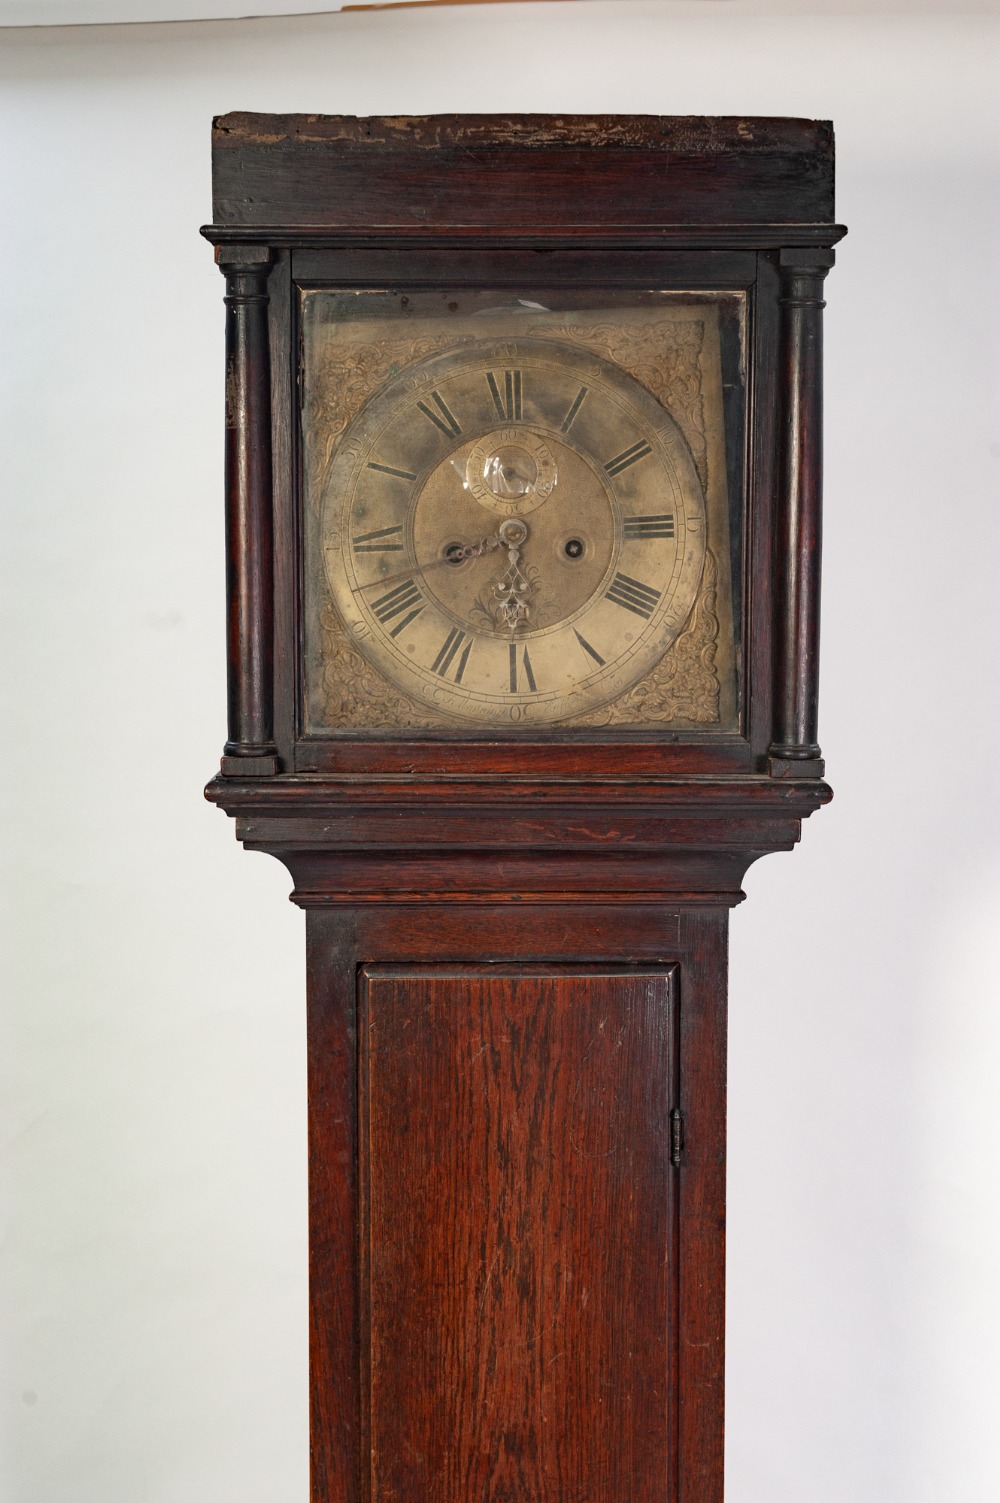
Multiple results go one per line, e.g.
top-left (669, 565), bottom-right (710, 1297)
top-left (448, 534), bottom-right (502, 564)
top-left (357, 533), bottom-right (499, 593)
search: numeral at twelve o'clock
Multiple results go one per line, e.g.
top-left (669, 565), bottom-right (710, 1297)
top-left (487, 369), bottom-right (522, 422)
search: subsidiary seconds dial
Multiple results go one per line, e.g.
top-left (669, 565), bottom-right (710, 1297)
top-left (321, 337), bottom-right (707, 726)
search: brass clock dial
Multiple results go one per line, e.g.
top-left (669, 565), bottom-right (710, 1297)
top-left (320, 337), bottom-right (707, 727)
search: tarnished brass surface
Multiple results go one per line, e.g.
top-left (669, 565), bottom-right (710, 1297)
top-left (302, 298), bottom-right (739, 731)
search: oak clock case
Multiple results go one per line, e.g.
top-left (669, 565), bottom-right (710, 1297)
top-left (301, 292), bottom-right (742, 736)
top-left (204, 113), bottom-right (842, 1503)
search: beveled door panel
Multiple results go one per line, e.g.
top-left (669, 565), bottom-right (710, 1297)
top-left (359, 965), bottom-right (679, 1503)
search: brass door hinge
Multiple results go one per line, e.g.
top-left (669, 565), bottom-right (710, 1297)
top-left (671, 1107), bottom-right (684, 1167)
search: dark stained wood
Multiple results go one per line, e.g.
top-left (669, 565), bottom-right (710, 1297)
top-left (307, 917), bottom-right (360, 1503)
top-left (360, 966), bottom-right (677, 1503)
top-left (769, 249), bottom-right (834, 769)
top-left (291, 739), bottom-right (753, 779)
top-left (206, 771), bottom-right (830, 828)
top-left (290, 246), bottom-right (759, 287)
top-left (676, 909), bottom-right (729, 1500)
top-left (745, 252), bottom-right (781, 767)
top-left (217, 244), bottom-right (279, 776)
top-left (206, 774), bottom-right (831, 913)
top-left (203, 113), bottom-right (842, 1503)
top-left (212, 224), bottom-right (845, 252)
top-left (268, 250), bottom-right (298, 775)
top-left (300, 901), bottom-right (736, 1503)
top-left (203, 118), bottom-right (843, 780)
top-left (210, 113), bottom-right (837, 233)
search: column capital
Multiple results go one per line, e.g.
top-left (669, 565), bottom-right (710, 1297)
top-left (778, 246), bottom-right (836, 270)
top-left (215, 243), bottom-right (273, 273)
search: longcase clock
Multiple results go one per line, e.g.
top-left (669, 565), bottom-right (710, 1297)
top-left (203, 114), bottom-right (844, 1503)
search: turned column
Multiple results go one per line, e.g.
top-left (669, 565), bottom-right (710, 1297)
top-left (769, 246), bottom-right (835, 775)
top-left (217, 244), bottom-right (278, 777)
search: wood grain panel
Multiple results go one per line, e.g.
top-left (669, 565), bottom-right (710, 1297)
top-left (360, 965), bottom-right (678, 1503)
top-left (308, 920), bottom-right (361, 1503)
top-left (211, 114), bottom-right (835, 230)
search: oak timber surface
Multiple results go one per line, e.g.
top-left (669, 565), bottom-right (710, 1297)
top-left (205, 109), bottom-right (841, 1503)
top-left (210, 114), bottom-right (836, 231)
top-left (361, 966), bottom-right (677, 1503)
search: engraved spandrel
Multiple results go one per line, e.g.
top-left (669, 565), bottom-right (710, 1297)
top-left (319, 336), bottom-right (707, 724)
top-left (546, 317), bottom-right (710, 490)
top-left (301, 302), bottom-right (736, 730)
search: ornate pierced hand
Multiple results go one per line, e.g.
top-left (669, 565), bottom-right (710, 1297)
top-left (492, 518), bottom-right (532, 632)
top-left (356, 533), bottom-right (502, 594)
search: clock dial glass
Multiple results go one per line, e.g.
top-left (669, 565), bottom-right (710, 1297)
top-left (301, 291), bottom-right (744, 733)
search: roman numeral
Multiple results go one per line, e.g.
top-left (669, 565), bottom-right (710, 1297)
top-left (352, 524), bottom-right (404, 554)
top-left (431, 628), bottom-right (473, 683)
top-left (606, 572), bottom-right (661, 620)
top-left (508, 643), bottom-right (537, 693)
top-left (573, 628), bottom-right (605, 668)
top-left (623, 513), bottom-right (675, 540)
top-left (371, 579), bottom-right (425, 636)
top-left (366, 461), bottom-right (417, 482)
top-left (486, 369), bottom-right (522, 422)
top-left (604, 439), bottom-right (653, 476)
top-left (560, 385), bottom-right (588, 433)
top-left (416, 390), bottom-right (461, 439)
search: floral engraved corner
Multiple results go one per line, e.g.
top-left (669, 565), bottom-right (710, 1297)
top-left (304, 332), bottom-right (473, 508)
top-left (317, 602), bottom-right (440, 729)
top-left (569, 550), bottom-right (722, 727)
top-left (545, 318), bottom-right (709, 489)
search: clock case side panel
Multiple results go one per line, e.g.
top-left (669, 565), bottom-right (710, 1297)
top-left (304, 904), bottom-right (729, 1503)
top-left (278, 247), bottom-right (760, 779)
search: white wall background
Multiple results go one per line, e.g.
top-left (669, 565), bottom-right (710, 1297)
top-left (1, 3), bottom-right (998, 1499)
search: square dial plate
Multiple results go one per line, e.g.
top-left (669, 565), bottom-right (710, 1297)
top-left (301, 291), bottom-right (743, 735)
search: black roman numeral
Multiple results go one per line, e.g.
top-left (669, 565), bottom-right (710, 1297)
top-left (352, 524), bottom-right (404, 554)
top-left (366, 461), bottom-right (417, 482)
top-left (623, 513), bottom-right (675, 540)
top-left (605, 439), bottom-right (653, 477)
top-left (560, 385), bottom-right (588, 433)
top-left (606, 572), bottom-right (661, 620)
top-left (431, 628), bottom-right (473, 683)
top-left (371, 579), bottom-right (425, 636)
top-left (416, 390), bottom-right (461, 439)
top-left (573, 628), bottom-right (605, 667)
top-left (508, 643), bottom-right (537, 693)
top-left (487, 369), bottom-right (522, 422)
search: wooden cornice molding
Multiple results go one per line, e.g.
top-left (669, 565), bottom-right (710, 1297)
top-left (206, 775), bottom-right (832, 907)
